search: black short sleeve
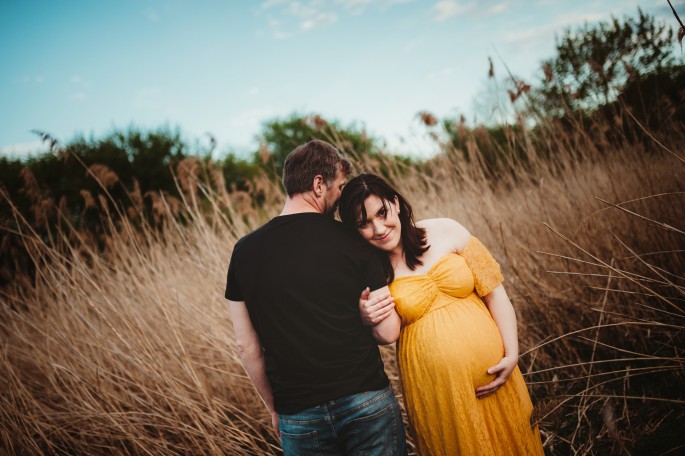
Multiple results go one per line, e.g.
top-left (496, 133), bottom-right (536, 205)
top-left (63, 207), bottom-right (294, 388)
top-left (364, 249), bottom-right (389, 292)
top-left (225, 244), bottom-right (243, 301)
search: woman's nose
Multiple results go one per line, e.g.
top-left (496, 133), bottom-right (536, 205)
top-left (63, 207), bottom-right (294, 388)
top-left (372, 219), bottom-right (384, 233)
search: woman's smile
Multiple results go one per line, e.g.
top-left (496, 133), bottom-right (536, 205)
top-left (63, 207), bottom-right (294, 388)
top-left (374, 229), bottom-right (393, 243)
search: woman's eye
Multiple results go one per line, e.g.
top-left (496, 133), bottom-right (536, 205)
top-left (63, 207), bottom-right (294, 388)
top-left (357, 221), bottom-right (367, 228)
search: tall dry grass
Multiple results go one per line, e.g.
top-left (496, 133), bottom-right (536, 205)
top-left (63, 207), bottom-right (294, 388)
top-left (1, 112), bottom-right (684, 455)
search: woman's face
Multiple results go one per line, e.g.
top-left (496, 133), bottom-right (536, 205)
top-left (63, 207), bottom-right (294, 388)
top-left (356, 194), bottom-right (402, 254)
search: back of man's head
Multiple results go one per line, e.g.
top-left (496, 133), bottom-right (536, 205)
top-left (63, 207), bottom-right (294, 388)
top-left (282, 140), bottom-right (352, 197)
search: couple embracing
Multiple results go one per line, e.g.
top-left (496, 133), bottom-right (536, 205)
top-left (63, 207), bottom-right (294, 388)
top-left (225, 140), bottom-right (544, 455)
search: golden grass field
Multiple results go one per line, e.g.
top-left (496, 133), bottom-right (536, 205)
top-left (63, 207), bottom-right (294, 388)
top-left (1, 115), bottom-right (684, 455)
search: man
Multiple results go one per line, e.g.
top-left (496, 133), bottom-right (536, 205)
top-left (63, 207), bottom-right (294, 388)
top-left (225, 139), bottom-right (405, 455)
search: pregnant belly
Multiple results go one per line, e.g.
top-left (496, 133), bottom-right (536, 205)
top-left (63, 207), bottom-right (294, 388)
top-left (397, 297), bottom-right (504, 388)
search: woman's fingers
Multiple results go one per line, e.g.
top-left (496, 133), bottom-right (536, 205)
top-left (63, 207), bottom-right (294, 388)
top-left (371, 298), bottom-right (394, 322)
top-left (474, 355), bottom-right (520, 399)
top-left (360, 289), bottom-right (395, 324)
top-left (371, 304), bottom-right (395, 324)
top-left (486, 361), bottom-right (505, 375)
top-left (476, 359), bottom-right (514, 399)
top-left (476, 391), bottom-right (496, 399)
top-left (367, 300), bottom-right (395, 323)
top-left (366, 294), bottom-right (394, 311)
top-left (475, 378), bottom-right (504, 398)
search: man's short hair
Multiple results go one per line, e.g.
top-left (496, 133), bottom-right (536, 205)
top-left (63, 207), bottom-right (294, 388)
top-left (282, 140), bottom-right (352, 197)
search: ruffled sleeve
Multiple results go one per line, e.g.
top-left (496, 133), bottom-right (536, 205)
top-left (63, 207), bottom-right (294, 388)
top-left (460, 236), bottom-right (505, 297)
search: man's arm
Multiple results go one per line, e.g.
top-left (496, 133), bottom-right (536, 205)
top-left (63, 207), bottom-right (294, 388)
top-left (365, 286), bottom-right (401, 344)
top-left (228, 300), bottom-right (279, 438)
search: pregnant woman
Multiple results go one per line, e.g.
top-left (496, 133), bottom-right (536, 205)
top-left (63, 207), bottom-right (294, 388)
top-left (339, 173), bottom-right (543, 455)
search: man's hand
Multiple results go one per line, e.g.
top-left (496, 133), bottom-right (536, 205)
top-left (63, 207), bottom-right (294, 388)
top-left (475, 355), bottom-right (518, 399)
top-left (359, 287), bottom-right (395, 325)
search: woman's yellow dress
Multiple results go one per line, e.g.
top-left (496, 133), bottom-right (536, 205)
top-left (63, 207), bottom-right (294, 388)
top-left (389, 237), bottom-right (544, 455)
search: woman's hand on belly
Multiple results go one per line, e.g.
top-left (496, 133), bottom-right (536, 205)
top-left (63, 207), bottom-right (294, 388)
top-left (475, 354), bottom-right (518, 399)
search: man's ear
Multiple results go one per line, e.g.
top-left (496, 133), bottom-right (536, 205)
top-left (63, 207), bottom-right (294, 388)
top-left (312, 175), bottom-right (325, 197)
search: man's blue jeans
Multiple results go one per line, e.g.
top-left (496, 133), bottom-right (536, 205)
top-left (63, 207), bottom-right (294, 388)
top-left (277, 384), bottom-right (406, 455)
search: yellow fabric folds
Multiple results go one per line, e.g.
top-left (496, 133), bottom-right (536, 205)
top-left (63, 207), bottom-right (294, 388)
top-left (389, 237), bottom-right (543, 455)
top-left (460, 236), bottom-right (505, 297)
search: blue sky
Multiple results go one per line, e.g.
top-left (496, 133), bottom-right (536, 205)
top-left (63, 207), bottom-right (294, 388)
top-left (0, 0), bottom-right (679, 159)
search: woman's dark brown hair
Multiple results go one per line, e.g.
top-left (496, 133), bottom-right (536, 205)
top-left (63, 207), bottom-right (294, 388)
top-left (338, 173), bottom-right (429, 282)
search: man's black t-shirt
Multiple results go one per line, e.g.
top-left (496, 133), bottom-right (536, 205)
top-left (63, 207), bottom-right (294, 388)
top-left (225, 212), bottom-right (390, 414)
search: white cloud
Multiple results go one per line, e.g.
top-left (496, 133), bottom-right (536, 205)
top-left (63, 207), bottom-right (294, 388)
top-left (564, 11), bottom-right (618, 27)
top-left (287, 2), bottom-right (338, 31)
top-left (68, 91), bottom-right (86, 102)
top-left (249, 87), bottom-right (260, 96)
top-left (336, 0), bottom-right (374, 8)
top-left (259, 1), bottom-right (338, 38)
top-left (501, 11), bottom-right (609, 47)
top-left (266, 17), bottom-right (292, 39)
top-left (260, 0), bottom-right (289, 10)
top-left (22, 75), bottom-right (44, 84)
top-left (300, 11), bottom-right (338, 30)
top-left (70, 75), bottom-right (82, 83)
top-left (258, 0), bottom-right (409, 38)
top-left (485, 3), bottom-right (507, 15)
top-left (339, 0), bottom-right (416, 9)
top-left (335, 0), bottom-right (374, 14)
top-left (501, 26), bottom-right (548, 47)
top-left (430, 0), bottom-right (476, 21)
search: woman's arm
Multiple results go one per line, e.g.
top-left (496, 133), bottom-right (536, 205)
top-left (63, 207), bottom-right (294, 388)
top-left (476, 284), bottom-right (519, 399)
top-left (361, 286), bottom-right (401, 344)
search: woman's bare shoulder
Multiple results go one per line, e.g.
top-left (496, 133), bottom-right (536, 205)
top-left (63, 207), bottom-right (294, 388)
top-left (417, 218), bottom-right (471, 252)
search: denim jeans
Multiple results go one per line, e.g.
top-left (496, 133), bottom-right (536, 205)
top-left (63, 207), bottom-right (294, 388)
top-left (277, 384), bottom-right (406, 455)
